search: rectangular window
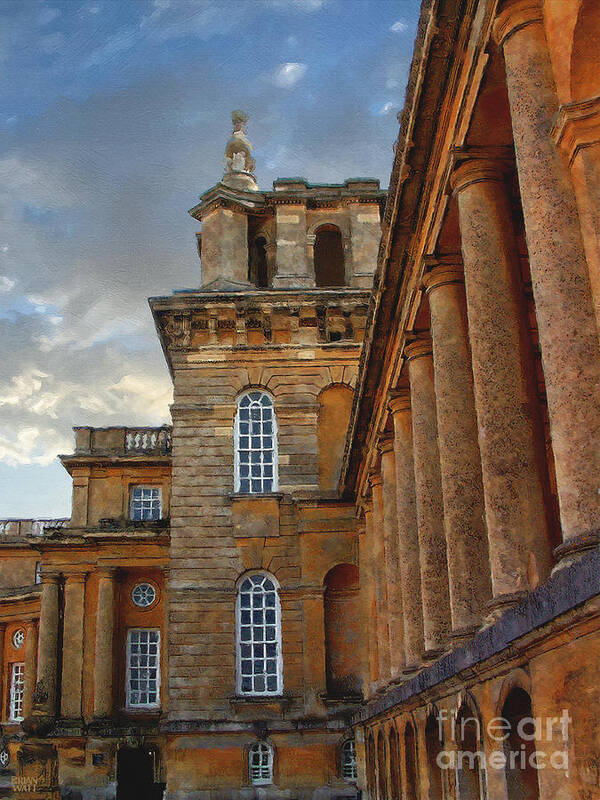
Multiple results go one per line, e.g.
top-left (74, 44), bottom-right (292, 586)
top-left (126, 629), bottom-right (160, 709)
top-left (130, 486), bottom-right (161, 521)
top-left (9, 663), bottom-right (24, 722)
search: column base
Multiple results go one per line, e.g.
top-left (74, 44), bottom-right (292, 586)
top-left (421, 647), bottom-right (446, 664)
top-left (448, 624), bottom-right (480, 646)
top-left (553, 531), bottom-right (600, 570)
top-left (21, 710), bottom-right (56, 737)
top-left (483, 591), bottom-right (528, 624)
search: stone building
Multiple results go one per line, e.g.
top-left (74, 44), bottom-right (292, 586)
top-left (0, 107), bottom-right (384, 799)
top-left (1, 0), bottom-right (599, 798)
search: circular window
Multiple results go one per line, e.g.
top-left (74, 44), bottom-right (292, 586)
top-left (131, 582), bottom-right (157, 609)
top-left (12, 629), bottom-right (25, 649)
top-left (0, 749), bottom-right (8, 768)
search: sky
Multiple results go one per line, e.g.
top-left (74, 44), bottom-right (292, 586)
top-left (0, 0), bottom-right (420, 518)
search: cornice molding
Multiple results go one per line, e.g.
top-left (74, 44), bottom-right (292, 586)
top-left (552, 95), bottom-right (600, 165)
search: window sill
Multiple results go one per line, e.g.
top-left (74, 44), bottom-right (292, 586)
top-left (229, 695), bottom-right (294, 713)
top-left (228, 492), bottom-right (283, 501)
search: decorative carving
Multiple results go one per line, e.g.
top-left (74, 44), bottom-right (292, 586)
top-left (223, 110), bottom-right (258, 190)
top-left (162, 313), bottom-right (191, 348)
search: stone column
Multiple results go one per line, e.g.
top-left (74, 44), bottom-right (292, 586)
top-left (388, 393), bottom-right (424, 670)
top-left (361, 503), bottom-right (380, 694)
top-left (61, 572), bottom-right (87, 719)
top-left (494, 0), bottom-right (600, 559)
top-left (553, 96), bottom-right (600, 332)
top-left (22, 620), bottom-right (38, 719)
top-left (36, 574), bottom-right (60, 716)
top-left (452, 159), bottom-right (553, 606)
top-left (405, 340), bottom-right (451, 656)
top-left (379, 439), bottom-right (405, 678)
top-left (370, 473), bottom-right (392, 683)
top-left (93, 568), bottom-right (116, 718)
top-left (423, 264), bottom-right (491, 634)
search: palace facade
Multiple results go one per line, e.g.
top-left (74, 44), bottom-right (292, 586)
top-left (1, 1), bottom-right (599, 799)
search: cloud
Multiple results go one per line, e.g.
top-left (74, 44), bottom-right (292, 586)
top-left (272, 62), bottom-right (307, 88)
top-left (0, 427), bottom-right (72, 467)
top-left (0, 277), bottom-right (15, 293)
top-left (269, 0), bottom-right (327, 11)
top-left (390, 19), bottom-right (408, 33)
top-left (38, 7), bottom-right (61, 26)
top-left (376, 101), bottom-right (394, 115)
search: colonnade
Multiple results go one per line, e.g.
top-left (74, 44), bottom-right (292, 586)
top-left (361, 0), bottom-right (600, 692)
top-left (34, 568), bottom-right (117, 721)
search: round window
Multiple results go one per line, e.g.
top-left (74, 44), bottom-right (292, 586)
top-left (131, 582), bottom-right (157, 608)
top-left (0, 749), bottom-right (8, 768)
top-left (12, 629), bottom-right (25, 649)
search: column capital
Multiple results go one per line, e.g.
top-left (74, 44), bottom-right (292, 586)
top-left (404, 337), bottom-right (433, 361)
top-left (378, 437), bottom-right (395, 456)
top-left (552, 95), bottom-right (600, 165)
top-left (423, 264), bottom-right (465, 294)
top-left (40, 572), bottom-right (60, 585)
top-left (369, 471), bottom-right (383, 490)
top-left (96, 567), bottom-right (118, 580)
top-left (451, 158), bottom-right (508, 195)
top-left (388, 391), bottom-right (411, 416)
top-left (63, 571), bottom-right (88, 584)
top-left (493, 0), bottom-right (543, 47)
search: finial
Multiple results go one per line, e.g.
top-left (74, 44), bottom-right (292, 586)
top-left (223, 110), bottom-right (258, 191)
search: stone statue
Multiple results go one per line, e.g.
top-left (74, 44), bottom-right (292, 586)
top-left (222, 110), bottom-right (258, 191)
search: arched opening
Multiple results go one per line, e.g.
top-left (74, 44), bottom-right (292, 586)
top-left (388, 727), bottom-right (401, 800)
top-left (323, 564), bottom-right (361, 698)
top-left (456, 705), bottom-right (484, 800)
top-left (248, 235), bottom-right (269, 288)
top-left (317, 384), bottom-right (354, 492)
top-left (425, 713), bottom-right (444, 800)
top-left (377, 731), bottom-right (388, 800)
top-left (367, 733), bottom-right (377, 799)
top-left (502, 688), bottom-right (540, 800)
top-left (314, 224), bottom-right (345, 287)
top-left (404, 721), bottom-right (419, 800)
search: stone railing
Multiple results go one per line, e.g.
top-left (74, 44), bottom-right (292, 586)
top-left (125, 427), bottom-right (172, 453)
top-left (73, 426), bottom-right (172, 456)
top-left (0, 519), bottom-right (69, 537)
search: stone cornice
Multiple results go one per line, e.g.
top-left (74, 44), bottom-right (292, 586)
top-left (552, 95), bottom-right (600, 165)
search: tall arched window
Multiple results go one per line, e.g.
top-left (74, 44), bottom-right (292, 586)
top-left (236, 572), bottom-right (282, 695)
top-left (404, 721), bottom-right (420, 800)
top-left (425, 713), bottom-right (444, 800)
top-left (341, 739), bottom-right (357, 781)
top-left (456, 705), bottom-right (485, 800)
top-left (389, 727), bottom-right (401, 800)
top-left (234, 391), bottom-right (278, 494)
top-left (248, 742), bottom-right (273, 785)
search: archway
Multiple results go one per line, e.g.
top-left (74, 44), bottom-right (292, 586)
top-left (404, 721), bottom-right (419, 800)
top-left (377, 731), bottom-right (388, 800)
top-left (388, 726), bottom-right (401, 800)
top-left (425, 713), bottom-right (444, 799)
top-left (502, 688), bottom-right (540, 800)
top-left (314, 224), bottom-right (345, 286)
top-left (456, 705), bottom-right (484, 800)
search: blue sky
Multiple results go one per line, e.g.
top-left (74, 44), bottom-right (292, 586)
top-left (0, 0), bottom-right (420, 517)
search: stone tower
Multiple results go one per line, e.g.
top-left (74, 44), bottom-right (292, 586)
top-left (150, 112), bottom-right (384, 799)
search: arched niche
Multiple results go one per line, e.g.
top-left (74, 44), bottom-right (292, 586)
top-left (388, 726), bottom-right (401, 800)
top-left (314, 224), bottom-right (346, 287)
top-left (455, 704), bottom-right (485, 800)
top-left (404, 720), bottom-right (420, 800)
top-left (570, 0), bottom-right (600, 101)
top-left (317, 383), bottom-right (354, 493)
top-left (502, 688), bottom-right (540, 800)
top-left (425, 712), bottom-right (444, 800)
top-left (323, 563), bottom-right (361, 698)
